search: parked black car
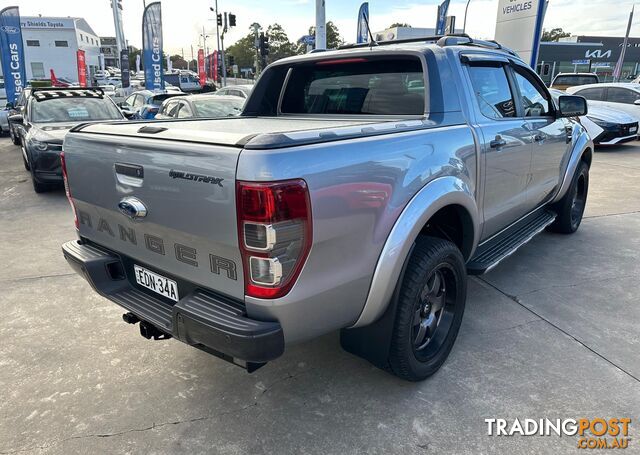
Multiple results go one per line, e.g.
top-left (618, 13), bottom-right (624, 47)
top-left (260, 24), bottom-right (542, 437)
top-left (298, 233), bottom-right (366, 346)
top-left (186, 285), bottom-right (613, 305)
top-left (10, 87), bottom-right (125, 193)
top-left (7, 87), bottom-right (32, 145)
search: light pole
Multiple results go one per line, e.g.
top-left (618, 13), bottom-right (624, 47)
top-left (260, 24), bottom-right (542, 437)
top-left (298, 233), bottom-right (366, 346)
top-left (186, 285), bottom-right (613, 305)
top-left (315, 0), bottom-right (326, 50)
top-left (463, 0), bottom-right (472, 34)
top-left (209, 3), bottom-right (222, 86)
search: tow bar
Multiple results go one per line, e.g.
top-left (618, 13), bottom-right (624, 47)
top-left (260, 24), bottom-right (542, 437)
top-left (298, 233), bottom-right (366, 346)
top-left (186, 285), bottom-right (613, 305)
top-left (122, 312), bottom-right (172, 340)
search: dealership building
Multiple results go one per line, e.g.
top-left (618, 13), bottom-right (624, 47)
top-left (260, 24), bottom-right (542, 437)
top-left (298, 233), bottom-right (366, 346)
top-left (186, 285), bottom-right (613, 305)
top-left (537, 35), bottom-right (640, 85)
top-left (13, 16), bottom-right (102, 82)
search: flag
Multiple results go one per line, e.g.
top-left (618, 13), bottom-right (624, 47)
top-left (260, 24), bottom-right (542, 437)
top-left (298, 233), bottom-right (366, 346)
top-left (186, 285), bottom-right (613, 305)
top-left (142, 1), bottom-right (164, 91)
top-left (120, 49), bottom-right (130, 88)
top-left (0, 6), bottom-right (26, 104)
top-left (436, 0), bottom-right (450, 35)
top-left (76, 50), bottom-right (87, 87)
top-left (357, 2), bottom-right (369, 44)
top-left (613, 6), bottom-right (634, 82)
top-left (197, 49), bottom-right (205, 87)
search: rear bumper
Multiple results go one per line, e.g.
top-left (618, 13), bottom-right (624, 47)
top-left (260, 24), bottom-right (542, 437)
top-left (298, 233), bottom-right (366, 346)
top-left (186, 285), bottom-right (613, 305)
top-left (62, 239), bottom-right (285, 364)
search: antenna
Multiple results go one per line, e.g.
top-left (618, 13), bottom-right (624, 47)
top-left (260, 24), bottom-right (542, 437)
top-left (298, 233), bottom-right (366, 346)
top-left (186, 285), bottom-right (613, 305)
top-left (362, 11), bottom-right (378, 47)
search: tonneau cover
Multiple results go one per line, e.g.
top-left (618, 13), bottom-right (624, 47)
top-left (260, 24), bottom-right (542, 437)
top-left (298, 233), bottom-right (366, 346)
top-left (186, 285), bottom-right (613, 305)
top-left (76, 116), bottom-right (378, 147)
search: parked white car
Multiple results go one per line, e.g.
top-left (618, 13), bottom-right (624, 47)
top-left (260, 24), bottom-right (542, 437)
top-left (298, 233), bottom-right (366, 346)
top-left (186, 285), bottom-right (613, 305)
top-left (550, 88), bottom-right (639, 145)
top-left (566, 83), bottom-right (640, 122)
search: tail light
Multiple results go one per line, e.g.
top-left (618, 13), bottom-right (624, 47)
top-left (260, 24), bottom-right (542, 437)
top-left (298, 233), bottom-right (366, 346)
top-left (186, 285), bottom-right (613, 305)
top-left (237, 179), bottom-right (312, 299)
top-left (60, 152), bottom-right (79, 230)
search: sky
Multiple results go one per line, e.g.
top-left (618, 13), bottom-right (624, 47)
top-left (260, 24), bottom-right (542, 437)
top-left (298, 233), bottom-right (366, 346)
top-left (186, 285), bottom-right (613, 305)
top-left (8, 0), bottom-right (640, 57)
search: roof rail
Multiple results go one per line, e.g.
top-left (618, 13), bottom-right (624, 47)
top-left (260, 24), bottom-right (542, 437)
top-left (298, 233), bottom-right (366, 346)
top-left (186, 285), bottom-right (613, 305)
top-left (338, 33), bottom-right (519, 58)
top-left (31, 86), bottom-right (104, 95)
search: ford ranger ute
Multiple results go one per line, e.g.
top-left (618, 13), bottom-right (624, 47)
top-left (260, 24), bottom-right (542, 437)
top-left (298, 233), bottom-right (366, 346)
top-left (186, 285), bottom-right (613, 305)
top-left (61, 35), bottom-right (592, 381)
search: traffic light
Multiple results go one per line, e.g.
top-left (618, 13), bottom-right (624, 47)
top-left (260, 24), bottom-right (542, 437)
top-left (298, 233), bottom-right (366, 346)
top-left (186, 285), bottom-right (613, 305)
top-left (228, 55), bottom-right (235, 67)
top-left (217, 13), bottom-right (223, 27)
top-left (228, 14), bottom-right (236, 27)
top-left (259, 32), bottom-right (270, 57)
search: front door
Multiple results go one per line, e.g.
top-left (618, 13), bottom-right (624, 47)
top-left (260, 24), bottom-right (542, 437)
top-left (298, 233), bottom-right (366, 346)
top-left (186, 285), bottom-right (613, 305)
top-left (511, 65), bottom-right (571, 208)
top-left (466, 63), bottom-right (533, 240)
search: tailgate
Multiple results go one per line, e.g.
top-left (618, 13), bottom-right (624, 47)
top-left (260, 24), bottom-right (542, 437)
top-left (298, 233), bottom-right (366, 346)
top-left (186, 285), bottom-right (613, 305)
top-left (63, 132), bottom-right (244, 300)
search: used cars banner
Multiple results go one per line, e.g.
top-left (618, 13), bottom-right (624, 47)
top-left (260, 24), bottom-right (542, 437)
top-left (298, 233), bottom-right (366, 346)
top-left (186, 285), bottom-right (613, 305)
top-left (142, 1), bottom-right (164, 91)
top-left (0, 6), bottom-right (26, 104)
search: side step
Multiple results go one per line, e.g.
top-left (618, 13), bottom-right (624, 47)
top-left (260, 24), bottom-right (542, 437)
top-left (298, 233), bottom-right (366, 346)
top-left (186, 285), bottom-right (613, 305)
top-left (467, 209), bottom-right (556, 275)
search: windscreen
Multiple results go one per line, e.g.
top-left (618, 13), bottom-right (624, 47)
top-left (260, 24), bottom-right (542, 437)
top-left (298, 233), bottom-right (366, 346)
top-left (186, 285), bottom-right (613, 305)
top-left (31, 97), bottom-right (123, 123)
top-left (280, 56), bottom-right (425, 115)
top-left (193, 98), bottom-right (244, 117)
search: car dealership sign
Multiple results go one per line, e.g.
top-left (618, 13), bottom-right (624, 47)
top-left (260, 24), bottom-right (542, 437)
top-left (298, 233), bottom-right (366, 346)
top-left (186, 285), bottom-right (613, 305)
top-left (494, 0), bottom-right (547, 67)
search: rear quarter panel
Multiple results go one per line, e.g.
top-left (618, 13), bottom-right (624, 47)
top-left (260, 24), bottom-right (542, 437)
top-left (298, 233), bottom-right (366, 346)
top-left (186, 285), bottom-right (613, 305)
top-left (238, 125), bottom-right (477, 342)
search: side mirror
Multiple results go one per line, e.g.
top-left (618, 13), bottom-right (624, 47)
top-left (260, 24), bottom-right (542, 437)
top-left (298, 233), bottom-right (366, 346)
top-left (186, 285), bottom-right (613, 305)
top-left (8, 113), bottom-right (23, 124)
top-left (5, 102), bottom-right (14, 110)
top-left (557, 95), bottom-right (588, 118)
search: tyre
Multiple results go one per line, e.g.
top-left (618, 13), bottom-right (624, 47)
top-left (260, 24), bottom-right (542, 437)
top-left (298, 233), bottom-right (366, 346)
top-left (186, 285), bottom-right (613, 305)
top-left (9, 124), bottom-right (20, 145)
top-left (30, 167), bottom-right (49, 193)
top-left (21, 145), bottom-right (30, 171)
top-left (387, 236), bottom-right (467, 381)
top-left (549, 161), bottom-right (589, 234)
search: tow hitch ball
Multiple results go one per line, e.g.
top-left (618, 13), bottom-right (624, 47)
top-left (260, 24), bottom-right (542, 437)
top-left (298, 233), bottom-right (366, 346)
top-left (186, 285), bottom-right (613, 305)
top-left (122, 312), bottom-right (172, 341)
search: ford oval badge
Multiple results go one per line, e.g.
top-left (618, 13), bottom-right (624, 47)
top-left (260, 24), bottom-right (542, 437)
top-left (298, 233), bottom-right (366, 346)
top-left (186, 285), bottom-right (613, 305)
top-left (118, 197), bottom-right (147, 220)
top-left (1, 26), bottom-right (19, 34)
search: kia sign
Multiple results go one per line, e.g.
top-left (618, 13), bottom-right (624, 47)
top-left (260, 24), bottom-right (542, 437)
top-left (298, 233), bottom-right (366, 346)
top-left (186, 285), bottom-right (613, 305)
top-left (494, 0), bottom-right (547, 67)
top-left (76, 50), bottom-right (87, 87)
top-left (0, 6), bottom-right (26, 104)
top-left (142, 2), bottom-right (164, 91)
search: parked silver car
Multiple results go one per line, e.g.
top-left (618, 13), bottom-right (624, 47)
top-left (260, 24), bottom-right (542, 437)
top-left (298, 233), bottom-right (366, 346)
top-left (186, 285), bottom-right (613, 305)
top-left (61, 36), bottom-right (592, 381)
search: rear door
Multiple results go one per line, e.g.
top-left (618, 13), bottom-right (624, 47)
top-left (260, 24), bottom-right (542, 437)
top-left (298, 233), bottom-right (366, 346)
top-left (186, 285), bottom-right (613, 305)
top-left (465, 60), bottom-right (533, 239)
top-left (602, 87), bottom-right (640, 120)
top-left (510, 63), bottom-right (570, 209)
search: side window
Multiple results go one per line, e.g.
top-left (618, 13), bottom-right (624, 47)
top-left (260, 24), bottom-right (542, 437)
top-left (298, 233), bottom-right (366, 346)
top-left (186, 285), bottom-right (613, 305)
top-left (166, 101), bottom-right (180, 117)
top-left (133, 95), bottom-right (145, 108)
top-left (576, 88), bottom-right (604, 101)
top-left (124, 94), bottom-right (136, 107)
top-left (467, 65), bottom-right (516, 119)
top-left (513, 68), bottom-right (551, 117)
top-left (607, 88), bottom-right (640, 104)
top-left (177, 102), bottom-right (193, 118)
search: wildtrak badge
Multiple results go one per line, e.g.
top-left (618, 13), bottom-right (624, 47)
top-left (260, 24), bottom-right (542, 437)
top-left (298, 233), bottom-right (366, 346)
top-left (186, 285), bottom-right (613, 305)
top-left (169, 169), bottom-right (224, 187)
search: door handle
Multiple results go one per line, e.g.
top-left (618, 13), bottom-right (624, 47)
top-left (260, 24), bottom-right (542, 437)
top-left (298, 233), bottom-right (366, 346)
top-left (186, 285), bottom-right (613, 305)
top-left (490, 136), bottom-right (507, 149)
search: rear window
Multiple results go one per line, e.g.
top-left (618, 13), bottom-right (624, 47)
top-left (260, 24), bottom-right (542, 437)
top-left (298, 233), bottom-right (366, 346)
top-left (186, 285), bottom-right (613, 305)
top-left (553, 75), bottom-right (598, 86)
top-left (31, 97), bottom-right (122, 123)
top-left (280, 57), bottom-right (425, 116)
top-left (151, 94), bottom-right (180, 105)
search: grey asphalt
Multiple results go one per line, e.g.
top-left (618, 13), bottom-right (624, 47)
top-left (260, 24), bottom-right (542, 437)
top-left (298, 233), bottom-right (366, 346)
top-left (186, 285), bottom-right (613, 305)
top-left (0, 137), bottom-right (638, 454)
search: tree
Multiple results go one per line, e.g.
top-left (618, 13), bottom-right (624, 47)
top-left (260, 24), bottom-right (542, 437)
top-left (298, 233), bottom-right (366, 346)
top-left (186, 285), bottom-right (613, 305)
top-left (299, 21), bottom-right (344, 53)
top-left (266, 23), bottom-right (299, 64)
top-left (169, 54), bottom-right (188, 70)
top-left (389, 23), bottom-right (411, 28)
top-left (542, 28), bottom-right (571, 42)
top-left (128, 48), bottom-right (142, 72)
top-left (226, 32), bottom-right (259, 71)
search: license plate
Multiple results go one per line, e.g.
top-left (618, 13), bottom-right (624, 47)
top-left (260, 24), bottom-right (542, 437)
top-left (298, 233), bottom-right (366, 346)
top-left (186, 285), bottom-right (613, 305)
top-left (133, 265), bottom-right (179, 302)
